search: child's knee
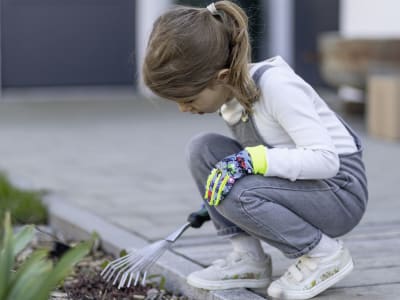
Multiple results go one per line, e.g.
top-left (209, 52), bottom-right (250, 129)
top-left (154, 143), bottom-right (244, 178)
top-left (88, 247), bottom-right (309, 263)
top-left (186, 132), bottom-right (216, 162)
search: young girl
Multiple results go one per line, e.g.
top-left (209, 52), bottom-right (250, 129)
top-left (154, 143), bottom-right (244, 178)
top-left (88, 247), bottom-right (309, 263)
top-left (142, 1), bottom-right (368, 299)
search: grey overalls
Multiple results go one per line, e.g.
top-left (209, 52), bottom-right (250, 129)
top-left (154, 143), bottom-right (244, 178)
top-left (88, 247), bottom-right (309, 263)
top-left (185, 65), bottom-right (368, 259)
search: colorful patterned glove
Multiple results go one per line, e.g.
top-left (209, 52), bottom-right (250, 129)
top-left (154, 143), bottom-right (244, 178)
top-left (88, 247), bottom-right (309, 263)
top-left (204, 145), bottom-right (268, 206)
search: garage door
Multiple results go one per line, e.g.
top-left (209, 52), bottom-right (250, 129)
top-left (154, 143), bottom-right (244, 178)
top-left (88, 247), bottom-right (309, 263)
top-left (1, 0), bottom-right (135, 87)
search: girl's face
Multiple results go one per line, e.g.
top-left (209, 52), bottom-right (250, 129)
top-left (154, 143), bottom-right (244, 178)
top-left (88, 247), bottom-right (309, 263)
top-left (176, 84), bottom-right (231, 114)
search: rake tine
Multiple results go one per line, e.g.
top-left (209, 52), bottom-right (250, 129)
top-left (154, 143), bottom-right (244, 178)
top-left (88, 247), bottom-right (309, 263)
top-left (112, 271), bottom-right (122, 286)
top-left (105, 253), bottom-right (134, 271)
top-left (123, 254), bottom-right (149, 276)
top-left (101, 247), bottom-right (139, 277)
top-left (104, 251), bottom-right (144, 282)
top-left (125, 243), bottom-right (168, 285)
top-left (141, 270), bottom-right (148, 286)
top-left (100, 254), bottom-right (129, 276)
top-left (102, 257), bottom-right (130, 280)
top-left (123, 253), bottom-right (143, 270)
top-left (131, 252), bottom-right (162, 287)
top-left (104, 261), bottom-right (128, 282)
top-left (113, 261), bottom-right (135, 286)
top-left (146, 244), bottom-right (170, 270)
top-left (103, 265), bottom-right (121, 282)
top-left (122, 261), bottom-right (142, 277)
top-left (134, 272), bottom-right (141, 286)
top-left (104, 266), bottom-right (119, 282)
top-left (123, 268), bottom-right (143, 286)
top-left (118, 272), bottom-right (129, 289)
top-left (141, 254), bottom-right (160, 272)
top-left (127, 272), bottom-right (134, 288)
top-left (120, 259), bottom-right (144, 289)
top-left (101, 261), bottom-right (118, 278)
top-left (100, 263), bottom-right (112, 277)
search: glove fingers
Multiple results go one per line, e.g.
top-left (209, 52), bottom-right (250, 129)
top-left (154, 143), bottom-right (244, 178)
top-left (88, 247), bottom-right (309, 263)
top-left (214, 175), bottom-right (230, 206)
top-left (205, 149), bottom-right (255, 206)
top-left (204, 169), bottom-right (236, 206)
top-left (210, 172), bottom-right (222, 205)
top-left (204, 168), bottom-right (217, 199)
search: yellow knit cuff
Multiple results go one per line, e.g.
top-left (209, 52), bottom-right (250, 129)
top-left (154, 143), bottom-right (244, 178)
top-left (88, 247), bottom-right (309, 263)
top-left (245, 145), bottom-right (268, 175)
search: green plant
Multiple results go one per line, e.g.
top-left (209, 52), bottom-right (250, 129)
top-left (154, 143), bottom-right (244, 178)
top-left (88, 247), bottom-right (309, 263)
top-left (0, 212), bottom-right (93, 300)
top-left (0, 172), bottom-right (47, 224)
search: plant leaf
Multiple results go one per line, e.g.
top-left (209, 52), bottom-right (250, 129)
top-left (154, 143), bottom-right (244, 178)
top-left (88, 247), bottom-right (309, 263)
top-left (9, 272), bottom-right (49, 300)
top-left (159, 275), bottom-right (166, 290)
top-left (10, 249), bottom-right (49, 283)
top-left (6, 250), bottom-right (52, 300)
top-left (146, 274), bottom-right (166, 290)
top-left (30, 240), bottom-right (92, 300)
top-left (0, 212), bottom-right (15, 299)
top-left (13, 225), bottom-right (35, 257)
top-left (119, 249), bottom-right (128, 257)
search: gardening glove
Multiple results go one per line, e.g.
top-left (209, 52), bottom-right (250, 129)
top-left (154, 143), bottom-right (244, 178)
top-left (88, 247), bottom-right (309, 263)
top-left (204, 145), bottom-right (267, 206)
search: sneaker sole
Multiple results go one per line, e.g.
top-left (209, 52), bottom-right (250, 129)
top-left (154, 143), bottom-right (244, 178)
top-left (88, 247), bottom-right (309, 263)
top-left (187, 275), bottom-right (270, 290)
top-left (268, 259), bottom-right (354, 299)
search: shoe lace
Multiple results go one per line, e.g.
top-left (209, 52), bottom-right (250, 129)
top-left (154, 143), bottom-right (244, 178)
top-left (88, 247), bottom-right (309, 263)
top-left (285, 256), bottom-right (318, 282)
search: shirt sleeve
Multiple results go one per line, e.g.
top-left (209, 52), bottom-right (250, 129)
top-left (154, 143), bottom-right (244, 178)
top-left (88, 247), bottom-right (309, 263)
top-left (260, 72), bottom-right (340, 181)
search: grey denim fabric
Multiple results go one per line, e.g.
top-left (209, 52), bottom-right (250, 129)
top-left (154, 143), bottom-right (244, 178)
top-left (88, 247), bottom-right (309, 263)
top-left (185, 65), bottom-right (368, 259)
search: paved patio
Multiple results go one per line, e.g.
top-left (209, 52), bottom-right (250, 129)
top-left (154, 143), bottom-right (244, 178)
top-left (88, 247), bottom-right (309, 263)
top-left (0, 86), bottom-right (399, 299)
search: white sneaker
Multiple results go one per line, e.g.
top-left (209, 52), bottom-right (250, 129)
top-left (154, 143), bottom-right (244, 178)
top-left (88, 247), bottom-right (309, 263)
top-left (187, 251), bottom-right (272, 290)
top-left (267, 241), bottom-right (353, 299)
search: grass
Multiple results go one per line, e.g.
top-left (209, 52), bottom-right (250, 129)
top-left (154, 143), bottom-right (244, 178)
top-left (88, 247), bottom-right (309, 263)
top-left (0, 172), bottom-right (48, 224)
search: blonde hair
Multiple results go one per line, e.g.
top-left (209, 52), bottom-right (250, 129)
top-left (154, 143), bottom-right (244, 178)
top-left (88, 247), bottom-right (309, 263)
top-left (142, 1), bottom-right (259, 112)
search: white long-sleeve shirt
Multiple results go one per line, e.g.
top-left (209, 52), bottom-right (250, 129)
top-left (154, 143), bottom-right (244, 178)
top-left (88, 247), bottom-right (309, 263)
top-left (220, 56), bottom-right (357, 181)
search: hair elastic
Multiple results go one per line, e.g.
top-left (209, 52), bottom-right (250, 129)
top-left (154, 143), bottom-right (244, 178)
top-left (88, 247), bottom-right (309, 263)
top-left (206, 3), bottom-right (219, 15)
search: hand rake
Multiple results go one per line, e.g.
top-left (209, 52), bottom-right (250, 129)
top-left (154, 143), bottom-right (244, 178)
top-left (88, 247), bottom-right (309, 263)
top-left (100, 206), bottom-right (210, 289)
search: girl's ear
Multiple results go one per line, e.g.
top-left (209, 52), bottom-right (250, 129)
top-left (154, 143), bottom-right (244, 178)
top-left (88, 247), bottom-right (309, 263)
top-left (217, 69), bottom-right (230, 83)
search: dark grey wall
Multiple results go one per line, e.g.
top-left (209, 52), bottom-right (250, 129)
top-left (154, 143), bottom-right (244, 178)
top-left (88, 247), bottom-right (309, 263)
top-left (294, 0), bottom-right (339, 86)
top-left (1, 0), bottom-right (135, 87)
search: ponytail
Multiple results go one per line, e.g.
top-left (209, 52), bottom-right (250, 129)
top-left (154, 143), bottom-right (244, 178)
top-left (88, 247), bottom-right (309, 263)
top-left (213, 1), bottom-right (259, 112)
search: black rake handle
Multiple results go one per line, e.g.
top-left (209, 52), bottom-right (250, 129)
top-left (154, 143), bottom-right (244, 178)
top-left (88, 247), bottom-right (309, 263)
top-left (187, 205), bottom-right (211, 228)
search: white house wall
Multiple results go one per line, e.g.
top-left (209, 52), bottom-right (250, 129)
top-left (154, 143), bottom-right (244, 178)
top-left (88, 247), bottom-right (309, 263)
top-left (267, 0), bottom-right (294, 66)
top-left (340, 0), bottom-right (400, 38)
top-left (136, 0), bottom-right (172, 95)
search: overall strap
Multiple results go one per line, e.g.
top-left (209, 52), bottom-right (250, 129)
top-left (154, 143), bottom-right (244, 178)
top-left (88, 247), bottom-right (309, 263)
top-left (252, 64), bottom-right (274, 87)
top-left (224, 63), bottom-right (275, 148)
top-left (225, 63), bottom-right (276, 148)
